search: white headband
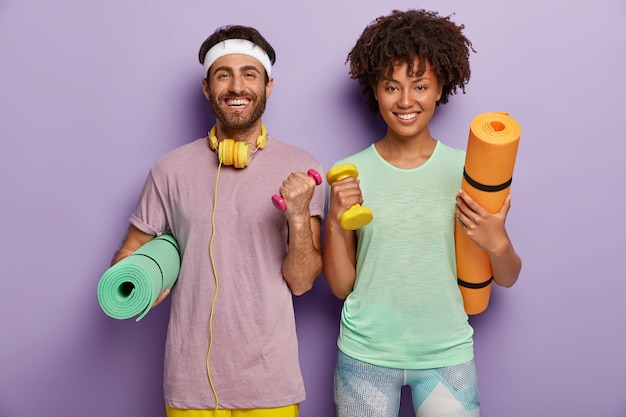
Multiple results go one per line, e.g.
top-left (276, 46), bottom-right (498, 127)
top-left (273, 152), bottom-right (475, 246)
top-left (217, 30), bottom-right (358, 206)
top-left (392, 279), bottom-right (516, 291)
top-left (202, 39), bottom-right (272, 78)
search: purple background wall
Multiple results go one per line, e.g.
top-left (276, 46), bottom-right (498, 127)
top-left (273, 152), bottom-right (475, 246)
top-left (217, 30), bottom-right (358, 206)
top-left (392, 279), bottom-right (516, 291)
top-left (1, 1), bottom-right (625, 416)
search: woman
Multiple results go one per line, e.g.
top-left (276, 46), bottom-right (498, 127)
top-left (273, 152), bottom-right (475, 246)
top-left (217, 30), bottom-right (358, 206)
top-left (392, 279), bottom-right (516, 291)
top-left (323, 9), bottom-right (522, 417)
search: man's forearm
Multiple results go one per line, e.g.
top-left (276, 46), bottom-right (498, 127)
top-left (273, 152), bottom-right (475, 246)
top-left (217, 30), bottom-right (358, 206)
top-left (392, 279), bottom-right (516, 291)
top-left (282, 215), bottom-right (322, 296)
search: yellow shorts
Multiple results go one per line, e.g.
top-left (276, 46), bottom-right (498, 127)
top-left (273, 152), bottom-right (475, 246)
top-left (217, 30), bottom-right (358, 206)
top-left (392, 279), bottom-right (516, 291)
top-left (165, 404), bottom-right (299, 417)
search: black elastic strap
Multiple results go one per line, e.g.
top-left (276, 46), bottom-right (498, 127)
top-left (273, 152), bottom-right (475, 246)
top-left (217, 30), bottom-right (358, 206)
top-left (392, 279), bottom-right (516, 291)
top-left (458, 276), bottom-right (493, 289)
top-left (154, 235), bottom-right (181, 258)
top-left (129, 253), bottom-right (164, 287)
top-left (463, 168), bottom-right (512, 193)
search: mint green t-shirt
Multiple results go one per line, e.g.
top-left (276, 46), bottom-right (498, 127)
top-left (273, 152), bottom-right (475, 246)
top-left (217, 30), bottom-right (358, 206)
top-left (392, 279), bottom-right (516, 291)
top-left (336, 142), bottom-right (474, 369)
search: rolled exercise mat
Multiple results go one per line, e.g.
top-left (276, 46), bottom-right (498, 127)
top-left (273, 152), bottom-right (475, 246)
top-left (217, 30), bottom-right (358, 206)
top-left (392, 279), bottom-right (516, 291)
top-left (97, 234), bottom-right (181, 321)
top-left (455, 112), bottom-right (521, 315)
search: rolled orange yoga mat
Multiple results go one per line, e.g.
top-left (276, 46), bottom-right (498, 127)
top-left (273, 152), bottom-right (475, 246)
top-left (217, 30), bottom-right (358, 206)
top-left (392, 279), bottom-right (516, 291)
top-left (455, 112), bottom-right (521, 315)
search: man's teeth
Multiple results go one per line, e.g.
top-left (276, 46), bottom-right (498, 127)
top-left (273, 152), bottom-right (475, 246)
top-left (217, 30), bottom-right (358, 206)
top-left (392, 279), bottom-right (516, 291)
top-left (227, 99), bottom-right (248, 107)
top-left (398, 113), bottom-right (417, 120)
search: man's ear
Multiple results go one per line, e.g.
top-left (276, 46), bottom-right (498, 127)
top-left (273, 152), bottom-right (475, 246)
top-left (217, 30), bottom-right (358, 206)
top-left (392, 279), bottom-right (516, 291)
top-left (202, 78), bottom-right (211, 100)
top-left (265, 77), bottom-right (274, 99)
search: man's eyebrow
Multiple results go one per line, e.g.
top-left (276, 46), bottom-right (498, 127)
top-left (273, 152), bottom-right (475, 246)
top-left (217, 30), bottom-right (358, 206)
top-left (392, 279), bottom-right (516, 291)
top-left (212, 65), bottom-right (262, 75)
top-left (240, 65), bottom-right (262, 74)
top-left (211, 65), bottom-right (233, 75)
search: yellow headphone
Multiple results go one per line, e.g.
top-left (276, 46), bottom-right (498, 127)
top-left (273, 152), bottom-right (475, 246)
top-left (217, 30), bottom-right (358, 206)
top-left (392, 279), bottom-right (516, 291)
top-left (208, 124), bottom-right (267, 168)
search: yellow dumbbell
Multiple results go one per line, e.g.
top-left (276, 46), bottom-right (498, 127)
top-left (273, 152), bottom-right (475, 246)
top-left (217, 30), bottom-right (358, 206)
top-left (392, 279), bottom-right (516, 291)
top-left (326, 163), bottom-right (373, 230)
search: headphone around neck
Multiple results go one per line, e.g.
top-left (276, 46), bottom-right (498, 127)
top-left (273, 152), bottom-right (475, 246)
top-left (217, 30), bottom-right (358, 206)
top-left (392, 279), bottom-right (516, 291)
top-left (208, 124), bottom-right (267, 168)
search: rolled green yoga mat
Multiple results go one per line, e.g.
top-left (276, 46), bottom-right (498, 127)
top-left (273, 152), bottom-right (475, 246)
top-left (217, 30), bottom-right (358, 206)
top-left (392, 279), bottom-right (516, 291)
top-left (97, 234), bottom-right (180, 322)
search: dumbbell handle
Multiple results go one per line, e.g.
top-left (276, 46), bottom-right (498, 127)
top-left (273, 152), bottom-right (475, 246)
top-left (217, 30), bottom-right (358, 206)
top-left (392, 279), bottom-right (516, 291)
top-left (326, 163), bottom-right (373, 230)
top-left (272, 169), bottom-right (322, 211)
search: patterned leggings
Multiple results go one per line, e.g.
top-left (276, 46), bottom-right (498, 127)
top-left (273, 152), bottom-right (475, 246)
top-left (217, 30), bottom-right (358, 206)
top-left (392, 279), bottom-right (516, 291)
top-left (334, 350), bottom-right (480, 417)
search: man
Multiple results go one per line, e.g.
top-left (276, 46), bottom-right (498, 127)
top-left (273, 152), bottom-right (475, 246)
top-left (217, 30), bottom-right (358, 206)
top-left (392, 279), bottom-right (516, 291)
top-left (111, 25), bottom-right (325, 417)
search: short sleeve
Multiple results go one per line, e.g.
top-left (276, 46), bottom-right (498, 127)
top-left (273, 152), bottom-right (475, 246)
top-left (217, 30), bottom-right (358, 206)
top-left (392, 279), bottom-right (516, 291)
top-left (129, 170), bottom-right (169, 236)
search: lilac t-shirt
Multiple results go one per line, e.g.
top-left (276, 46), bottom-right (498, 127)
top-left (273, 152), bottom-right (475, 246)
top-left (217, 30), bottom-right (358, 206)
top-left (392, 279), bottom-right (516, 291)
top-left (130, 136), bottom-right (325, 409)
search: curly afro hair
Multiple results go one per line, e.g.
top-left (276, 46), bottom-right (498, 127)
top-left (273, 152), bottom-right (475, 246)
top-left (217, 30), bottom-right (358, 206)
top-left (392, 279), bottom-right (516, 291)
top-left (347, 9), bottom-right (475, 115)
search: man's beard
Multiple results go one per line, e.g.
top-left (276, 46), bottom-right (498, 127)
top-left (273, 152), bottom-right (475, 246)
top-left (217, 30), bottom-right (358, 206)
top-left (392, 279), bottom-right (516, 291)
top-left (210, 91), bottom-right (267, 132)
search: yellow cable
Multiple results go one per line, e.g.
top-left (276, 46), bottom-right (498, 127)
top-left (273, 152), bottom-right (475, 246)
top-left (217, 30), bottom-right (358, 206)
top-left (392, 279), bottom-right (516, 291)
top-left (206, 160), bottom-right (222, 413)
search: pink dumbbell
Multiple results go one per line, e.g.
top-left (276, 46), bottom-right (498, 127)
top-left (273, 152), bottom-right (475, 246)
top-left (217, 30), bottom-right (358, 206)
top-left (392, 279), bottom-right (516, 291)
top-left (272, 169), bottom-right (323, 211)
